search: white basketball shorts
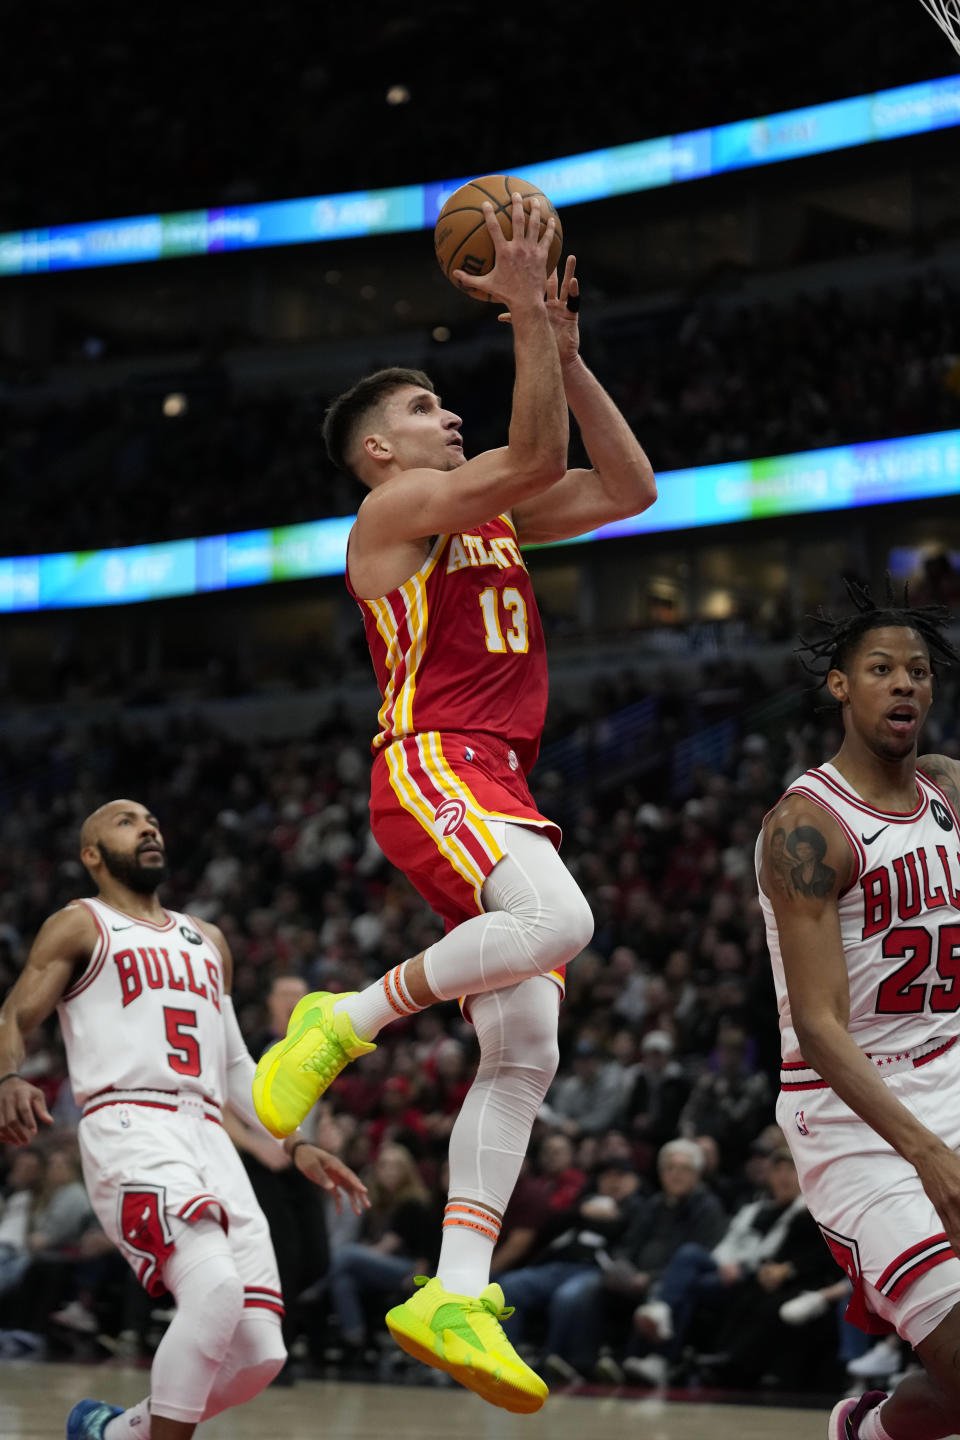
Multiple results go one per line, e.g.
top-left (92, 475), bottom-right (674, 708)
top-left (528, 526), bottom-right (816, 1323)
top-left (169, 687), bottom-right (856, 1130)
top-left (777, 1034), bottom-right (960, 1349)
top-left (78, 1088), bottom-right (282, 1317)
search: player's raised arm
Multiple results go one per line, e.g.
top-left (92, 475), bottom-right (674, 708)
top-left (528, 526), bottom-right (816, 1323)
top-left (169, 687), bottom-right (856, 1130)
top-left (504, 257), bottom-right (657, 545)
top-left (763, 797), bottom-right (960, 1250)
top-left (346, 194), bottom-right (568, 550)
top-left (0, 904), bottom-right (96, 1144)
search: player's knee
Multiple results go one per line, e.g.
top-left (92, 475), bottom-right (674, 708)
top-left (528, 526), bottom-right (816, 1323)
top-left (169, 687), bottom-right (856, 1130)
top-left (537, 883), bottom-right (593, 970)
top-left (230, 1317), bottom-right (287, 1404)
top-left (195, 1262), bottom-right (245, 1364)
top-left (514, 999), bottom-right (560, 1086)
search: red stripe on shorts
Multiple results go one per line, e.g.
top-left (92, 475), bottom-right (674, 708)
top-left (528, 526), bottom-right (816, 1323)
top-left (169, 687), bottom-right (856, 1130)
top-left (877, 1232), bottom-right (952, 1298)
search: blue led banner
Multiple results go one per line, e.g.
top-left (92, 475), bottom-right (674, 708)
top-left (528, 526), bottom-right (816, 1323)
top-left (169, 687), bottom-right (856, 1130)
top-left (2, 430), bottom-right (957, 612)
top-left (2, 75), bottom-right (959, 277)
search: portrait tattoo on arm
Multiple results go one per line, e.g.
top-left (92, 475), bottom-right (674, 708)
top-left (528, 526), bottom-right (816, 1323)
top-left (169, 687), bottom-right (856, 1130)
top-left (769, 823), bottom-right (836, 900)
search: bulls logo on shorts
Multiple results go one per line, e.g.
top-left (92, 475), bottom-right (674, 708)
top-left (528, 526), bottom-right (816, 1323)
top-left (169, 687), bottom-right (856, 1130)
top-left (435, 798), bottom-right (467, 837)
top-left (931, 798), bottom-right (954, 832)
top-left (118, 1185), bottom-right (174, 1297)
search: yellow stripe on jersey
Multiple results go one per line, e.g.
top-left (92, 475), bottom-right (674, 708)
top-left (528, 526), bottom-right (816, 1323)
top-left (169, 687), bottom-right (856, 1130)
top-left (393, 572), bottom-right (425, 737)
top-left (420, 733), bottom-right (505, 869)
top-left (370, 538), bottom-right (447, 746)
top-left (385, 741), bottom-right (486, 906)
top-left (393, 540), bottom-right (446, 736)
top-left (363, 595), bottom-right (402, 748)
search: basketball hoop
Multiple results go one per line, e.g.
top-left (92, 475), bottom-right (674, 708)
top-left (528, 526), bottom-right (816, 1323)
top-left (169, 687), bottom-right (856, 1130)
top-left (917, 0), bottom-right (960, 56)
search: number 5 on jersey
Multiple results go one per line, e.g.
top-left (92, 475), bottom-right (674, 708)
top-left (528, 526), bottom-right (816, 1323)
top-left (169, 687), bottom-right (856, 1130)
top-left (164, 1006), bottom-right (202, 1077)
top-left (479, 587), bottom-right (529, 654)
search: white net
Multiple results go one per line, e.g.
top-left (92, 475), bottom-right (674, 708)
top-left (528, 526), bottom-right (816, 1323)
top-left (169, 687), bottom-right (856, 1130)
top-left (917, 0), bottom-right (960, 55)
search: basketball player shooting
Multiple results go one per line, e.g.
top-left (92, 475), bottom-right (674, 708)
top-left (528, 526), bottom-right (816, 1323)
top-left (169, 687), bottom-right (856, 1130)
top-left (756, 583), bottom-right (960, 1440)
top-left (0, 799), bottom-right (369, 1440)
top-left (252, 193), bottom-right (657, 1411)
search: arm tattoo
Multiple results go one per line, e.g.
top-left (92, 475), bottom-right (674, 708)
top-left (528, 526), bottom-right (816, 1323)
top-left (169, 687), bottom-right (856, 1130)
top-left (769, 823), bottom-right (836, 900)
top-left (920, 754), bottom-right (960, 815)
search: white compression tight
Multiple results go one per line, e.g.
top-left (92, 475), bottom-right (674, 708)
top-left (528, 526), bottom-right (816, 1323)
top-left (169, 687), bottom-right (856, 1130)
top-left (449, 974), bottom-right (561, 1213)
top-left (106, 1218), bottom-right (286, 1434)
top-left (436, 973), bottom-right (561, 1293)
top-left (421, 822), bottom-right (594, 1001)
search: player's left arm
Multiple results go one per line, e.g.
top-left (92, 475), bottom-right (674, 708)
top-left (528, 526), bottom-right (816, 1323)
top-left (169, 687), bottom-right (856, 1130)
top-left (197, 918), bottom-right (369, 1214)
top-left (507, 258), bottom-right (657, 545)
top-left (918, 753), bottom-right (960, 812)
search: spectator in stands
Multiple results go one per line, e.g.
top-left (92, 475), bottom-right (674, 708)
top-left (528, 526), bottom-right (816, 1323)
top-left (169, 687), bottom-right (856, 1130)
top-left (680, 1023), bottom-right (773, 1170)
top-left (540, 1038), bottom-right (630, 1140)
top-left (497, 1156), bottom-right (646, 1377)
top-left (324, 1143), bottom-right (436, 1363)
top-left (620, 1145), bottom-right (811, 1385)
top-left (623, 1030), bottom-right (690, 1173)
top-left (0, 1149), bottom-right (46, 1297)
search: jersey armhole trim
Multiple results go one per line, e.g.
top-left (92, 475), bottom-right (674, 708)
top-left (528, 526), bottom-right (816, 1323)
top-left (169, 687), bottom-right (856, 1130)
top-left (61, 899), bottom-right (110, 1003)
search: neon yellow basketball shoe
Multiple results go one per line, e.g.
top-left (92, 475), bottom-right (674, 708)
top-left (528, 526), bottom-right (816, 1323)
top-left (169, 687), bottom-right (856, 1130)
top-left (385, 1276), bottom-right (548, 1413)
top-left (252, 991), bottom-right (375, 1138)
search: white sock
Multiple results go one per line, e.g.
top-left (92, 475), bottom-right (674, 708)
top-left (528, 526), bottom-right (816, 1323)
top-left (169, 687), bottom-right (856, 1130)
top-left (436, 1200), bottom-right (502, 1296)
top-left (859, 1401), bottom-right (894, 1440)
top-left (104, 1399), bottom-right (150, 1440)
top-left (334, 961), bottom-right (424, 1041)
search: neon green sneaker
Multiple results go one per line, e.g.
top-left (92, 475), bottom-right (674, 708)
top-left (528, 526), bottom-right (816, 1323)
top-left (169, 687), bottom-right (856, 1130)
top-left (252, 991), bottom-right (375, 1138)
top-left (385, 1276), bottom-right (548, 1413)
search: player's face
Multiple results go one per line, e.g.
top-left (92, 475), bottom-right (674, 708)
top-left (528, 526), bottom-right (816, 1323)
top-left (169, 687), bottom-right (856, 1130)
top-left (377, 386), bottom-right (465, 472)
top-left (830, 625), bottom-right (933, 762)
top-left (95, 804), bottom-right (168, 894)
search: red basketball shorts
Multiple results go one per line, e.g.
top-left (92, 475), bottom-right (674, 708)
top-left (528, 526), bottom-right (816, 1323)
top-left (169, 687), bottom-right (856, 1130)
top-left (370, 729), bottom-right (561, 933)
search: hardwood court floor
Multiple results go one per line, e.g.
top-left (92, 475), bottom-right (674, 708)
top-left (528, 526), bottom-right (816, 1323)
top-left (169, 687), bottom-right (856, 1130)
top-left (1, 1362), bottom-right (837, 1440)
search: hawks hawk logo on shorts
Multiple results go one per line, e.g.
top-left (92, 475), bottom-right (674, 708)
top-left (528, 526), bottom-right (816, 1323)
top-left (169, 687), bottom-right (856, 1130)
top-left (435, 798), bottom-right (467, 837)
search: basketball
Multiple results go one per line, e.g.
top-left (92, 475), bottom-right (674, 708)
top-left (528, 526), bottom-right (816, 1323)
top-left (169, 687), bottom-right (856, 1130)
top-left (434, 175), bottom-right (563, 302)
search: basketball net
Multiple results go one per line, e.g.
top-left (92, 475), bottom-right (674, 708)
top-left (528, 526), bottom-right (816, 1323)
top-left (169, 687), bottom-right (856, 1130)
top-left (917, 0), bottom-right (960, 55)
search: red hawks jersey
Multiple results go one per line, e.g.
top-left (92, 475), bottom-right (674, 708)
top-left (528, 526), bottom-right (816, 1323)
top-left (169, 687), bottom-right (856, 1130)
top-left (757, 762), bottom-right (960, 1061)
top-left (346, 513), bottom-right (548, 775)
top-left (56, 898), bottom-right (227, 1107)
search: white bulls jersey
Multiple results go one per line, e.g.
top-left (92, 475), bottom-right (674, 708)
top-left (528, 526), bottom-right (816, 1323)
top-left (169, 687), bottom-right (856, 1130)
top-left (758, 761), bottom-right (960, 1062)
top-left (57, 897), bottom-right (226, 1108)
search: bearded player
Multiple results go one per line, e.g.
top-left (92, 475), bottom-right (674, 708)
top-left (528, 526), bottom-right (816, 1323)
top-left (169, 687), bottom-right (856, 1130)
top-left (253, 194), bottom-right (657, 1411)
top-left (0, 800), bottom-right (368, 1440)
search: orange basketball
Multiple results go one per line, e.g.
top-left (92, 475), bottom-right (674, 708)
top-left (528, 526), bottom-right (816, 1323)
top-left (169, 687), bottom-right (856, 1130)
top-left (434, 174), bottom-right (563, 302)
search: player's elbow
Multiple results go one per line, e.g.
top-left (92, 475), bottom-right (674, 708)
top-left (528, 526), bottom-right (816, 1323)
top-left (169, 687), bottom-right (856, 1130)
top-left (510, 449), bottom-right (567, 496)
top-left (792, 1008), bottom-right (847, 1066)
top-left (626, 458), bottom-right (657, 513)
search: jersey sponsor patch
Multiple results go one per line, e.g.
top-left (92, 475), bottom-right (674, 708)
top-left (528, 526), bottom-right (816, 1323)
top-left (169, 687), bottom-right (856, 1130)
top-left (931, 798), bottom-right (954, 832)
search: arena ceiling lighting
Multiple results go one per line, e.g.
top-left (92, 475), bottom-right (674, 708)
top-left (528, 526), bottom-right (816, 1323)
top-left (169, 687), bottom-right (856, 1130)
top-left (0, 428), bottom-right (957, 612)
top-left (1, 75), bottom-right (958, 277)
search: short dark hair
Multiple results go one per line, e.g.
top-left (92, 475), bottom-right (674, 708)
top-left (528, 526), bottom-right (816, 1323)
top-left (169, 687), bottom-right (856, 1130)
top-left (322, 367), bottom-right (435, 477)
top-left (797, 576), bottom-right (959, 682)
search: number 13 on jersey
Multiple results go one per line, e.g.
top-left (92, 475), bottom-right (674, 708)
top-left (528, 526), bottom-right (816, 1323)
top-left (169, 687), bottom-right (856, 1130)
top-left (479, 587), bottom-right (529, 654)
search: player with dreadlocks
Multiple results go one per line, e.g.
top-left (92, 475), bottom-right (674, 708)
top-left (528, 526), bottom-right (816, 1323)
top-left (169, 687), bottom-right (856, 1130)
top-left (756, 580), bottom-right (960, 1440)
